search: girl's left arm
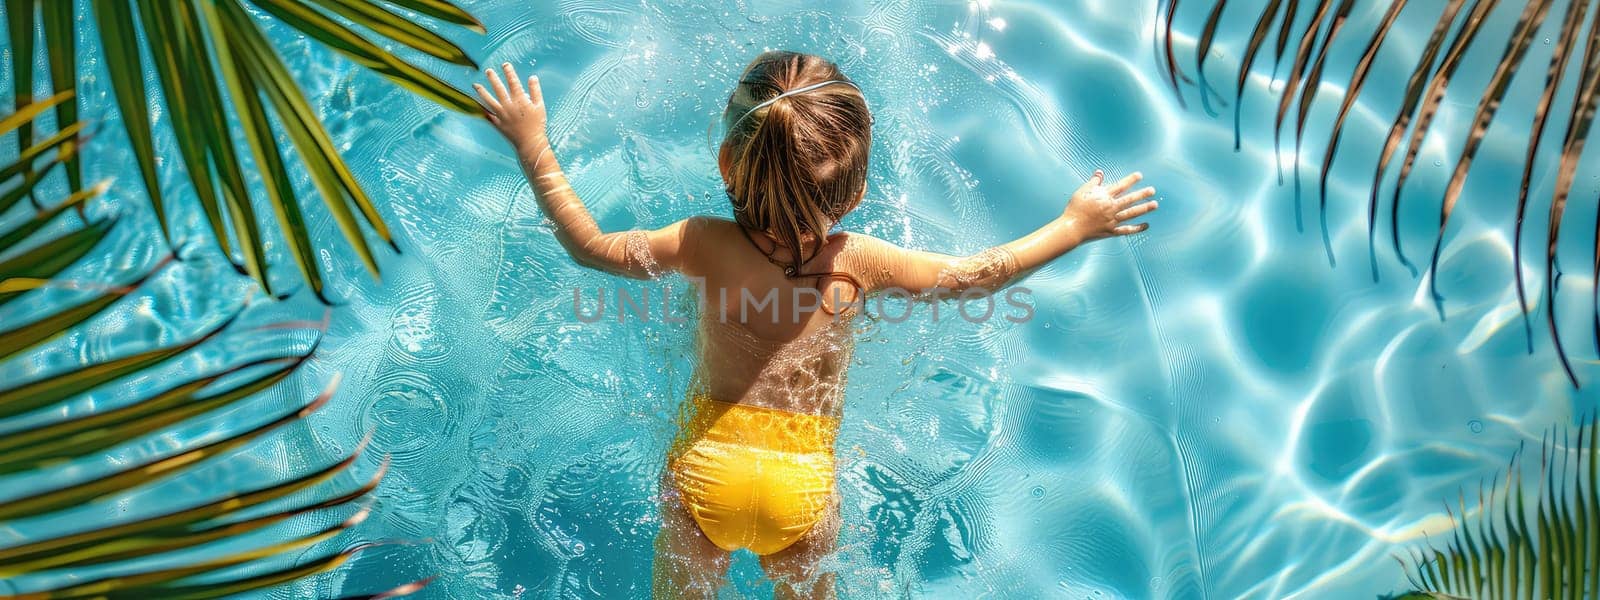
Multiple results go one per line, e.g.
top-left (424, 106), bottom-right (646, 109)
top-left (476, 63), bottom-right (695, 279)
top-left (845, 170), bottom-right (1157, 294)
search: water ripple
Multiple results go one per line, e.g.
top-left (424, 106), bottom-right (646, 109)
top-left (15, 0), bottom-right (1586, 597)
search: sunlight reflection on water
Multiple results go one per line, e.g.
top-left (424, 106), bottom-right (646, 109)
top-left (5, 0), bottom-right (1596, 598)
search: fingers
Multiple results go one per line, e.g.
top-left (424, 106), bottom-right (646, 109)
top-left (1107, 171), bottom-right (1143, 195)
top-left (1115, 199), bottom-right (1158, 221)
top-left (1113, 223), bottom-right (1150, 236)
top-left (502, 62), bottom-right (526, 98)
top-left (528, 75), bottom-right (543, 104)
top-left (1117, 186), bottom-right (1156, 208)
top-left (1088, 169), bottom-right (1104, 186)
top-left (473, 83), bottom-right (502, 115)
top-left (485, 67), bottom-right (509, 103)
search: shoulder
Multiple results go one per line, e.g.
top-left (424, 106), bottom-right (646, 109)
top-left (832, 231), bottom-right (896, 259)
top-left (829, 231), bottom-right (901, 288)
top-left (658, 215), bottom-right (737, 242)
top-left (678, 215), bottom-right (738, 238)
top-left (660, 216), bottom-right (738, 276)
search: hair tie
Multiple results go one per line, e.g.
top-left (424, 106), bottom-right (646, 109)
top-left (727, 79), bottom-right (862, 133)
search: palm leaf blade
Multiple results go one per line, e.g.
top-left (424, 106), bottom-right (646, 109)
top-left (1159, 0), bottom-right (1192, 108)
top-left (1269, 0), bottom-right (1297, 74)
top-left (0, 217), bottom-right (116, 308)
top-left (1482, 477), bottom-right (1505, 599)
top-left (0, 90), bottom-right (70, 136)
top-left (1388, 0), bottom-right (1503, 270)
top-left (1423, 0), bottom-right (1553, 319)
top-left (6, 0), bottom-right (38, 203)
top-left (247, 0), bottom-right (481, 114)
top-left (145, 536), bottom-right (372, 600)
top-left (1317, 0), bottom-right (1407, 278)
top-left (39, 0), bottom-right (82, 195)
top-left (0, 249), bottom-right (157, 364)
top-left (332, 576), bottom-right (436, 600)
top-left (1364, 0), bottom-right (1467, 277)
top-left (0, 145), bottom-right (73, 215)
top-left (134, 0), bottom-right (239, 270)
top-left (382, 0), bottom-right (483, 32)
top-left (0, 308), bottom-right (237, 420)
top-left (311, 0), bottom-right (476, 66)
top-left (198, 0), bottom-right (330, 301)
top-left (1544, 1), bottom-right (1600, 387)
top-left (219, 0), bottom-right (387, 276)
top-left (0, 445), bottom-right (378, 574)
top-left (0, 120), bottom-right (87, 183)
top-left (29, 509), bottom-right (370, 599)
top-left (1511, 0), bottom-right (1591, 357)
top-left (0, 387), bottom-right (327, 522)
top-left (168, 0), bottom-right (275, 294)
top-left (0, 179), bottom-right (109, 255)
top-left (1193, 0), bottom-right (1228, 117)
top-left (91, 0), bottom-right (173, 247)
top-left (0, 354), bottom-right (301, 473)
top-left (1270, 0), bottom-right (1334, 192)
top-left (1292, 0), bottom-right (1355, 260)
top-left (1230, 0), bottom-right (1284, 150)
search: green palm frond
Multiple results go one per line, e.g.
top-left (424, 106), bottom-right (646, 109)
top-left (0, 99), bottom-right (426, 599)
top-left (1159, 0), bottom-right (1600, 387)
top-left (1395, 418), bottom-right (1600, 598)
top-left (9, 0), bottom-right (486, 302)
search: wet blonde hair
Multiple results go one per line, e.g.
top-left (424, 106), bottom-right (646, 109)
top-left (719, 51), bottom-right (872, 277)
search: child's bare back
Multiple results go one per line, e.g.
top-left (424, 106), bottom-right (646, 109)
top-left (476, 51), bottom-right (1157, 599)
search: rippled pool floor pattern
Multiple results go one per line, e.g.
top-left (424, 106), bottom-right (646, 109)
top-left (7, 0), bottom-right (1600, 598)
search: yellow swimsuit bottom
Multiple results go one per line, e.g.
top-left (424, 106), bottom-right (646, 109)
top-left (667, 395), bottom-right (841, 556)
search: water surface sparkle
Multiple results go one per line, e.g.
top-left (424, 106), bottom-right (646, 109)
top-left (5, 0), bottom-right (1597, 598)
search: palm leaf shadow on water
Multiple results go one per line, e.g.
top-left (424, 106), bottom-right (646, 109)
top-left (1163, 0), bottom-right (1600, 389)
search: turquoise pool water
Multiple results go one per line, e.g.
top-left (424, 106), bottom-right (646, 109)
top-left (5, 0), bottom-right (1600, 598)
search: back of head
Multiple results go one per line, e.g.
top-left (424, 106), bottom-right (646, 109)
top-left (720, 51), bottom-right (871, 275)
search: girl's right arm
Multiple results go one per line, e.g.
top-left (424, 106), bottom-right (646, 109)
top-left (476, 63), bottom-right (698, 279)
top-left (848, 170), bottom-right (1157, 294)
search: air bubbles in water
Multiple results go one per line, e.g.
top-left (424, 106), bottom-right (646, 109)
top-left (1468, 419), bottom-right (1484, 434)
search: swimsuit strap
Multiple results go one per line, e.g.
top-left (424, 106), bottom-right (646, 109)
top-left (736, 225), bottom-right (864, 316)
top-left (736, 224), bottom-right (804, 276)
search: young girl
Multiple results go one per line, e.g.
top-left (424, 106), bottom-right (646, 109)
top-left (476, 51), bottom-right (1157, 599)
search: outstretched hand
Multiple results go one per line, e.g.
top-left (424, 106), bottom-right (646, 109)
top-left (1063, 170), bottom-right (1158, 242)
top-left (475, 62), bottom-right (550, 152)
